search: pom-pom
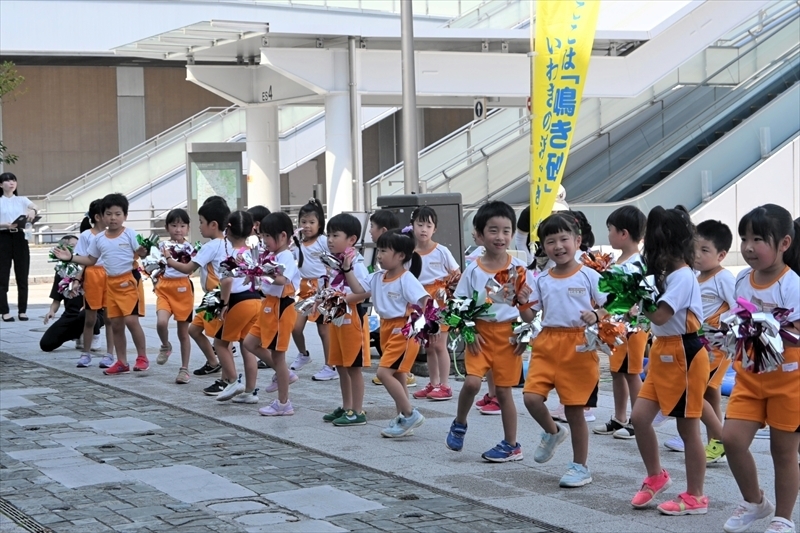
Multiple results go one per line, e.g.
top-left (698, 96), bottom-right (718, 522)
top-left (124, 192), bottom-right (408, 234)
top-left (440, 291), bottom-right (495, 351)
top-left (580, 251), bottom-right (615, 273)
top-left (577, 316), bottom-right (626, 356)
top-left (720, 297), bottom-right (796, 373)
top-left (402, 299), bottom-right (441, 346)
top-left (597, 261), bottom-right (658, 315)
top-left (510, 316), bottom-right (542, 346)
top-left (485, 265), bottom-right (528, 306)
top-left (136, 233), bottom-right (160, 252)
top-left (195, 289), bottom-right (223, 322)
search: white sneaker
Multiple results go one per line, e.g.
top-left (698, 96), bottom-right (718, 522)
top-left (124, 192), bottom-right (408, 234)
top-left (232, 389), bottom-right (259, 404)
top-left (216, 374), bottom-right (246, 401)
top-left (290, 352), bottom-right (312, 371)
top-left (90, 334), bottom-right (102, 351)
top-left (584, 408), bottom-right (596, 423)
top-left (765, 518), bottom-right (795, 533)
top-left (653, 412), bottom-right (671, 428)
top-left (664, 435), bottom-right (685, 452)
top-left (723, 493), bottom-right (775, 533)
top-left (265, 371), bottom-right (299, 393)
top-left (74, 338), bottom-right (84, 350)
top-left (312, 365), bottom-right (339, 381)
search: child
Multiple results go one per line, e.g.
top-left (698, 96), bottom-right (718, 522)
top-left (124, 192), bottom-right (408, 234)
top-left (53, 193), bottom-right (149, 375)
top-left (165, 199), bottom-right (230, 390)
top-left (213, 211), bottom-right (263, 401)
top-left (347, 228), bottom-right (428, 437)
top-left (289, 198), bottom-right (331, 380)
top-left (629, 206), bottom-right (709, 515)
top-left (322, 213), bottom-right (371, 426)
top-left (411, 206), bottom-right (460, 401)
top-left (445, 201), bottom-right (535, 462)
top-left (74, 199), bottom-right (115, 368)
top-left (239, 212), bottom-right (301, 412)
top-left (593, 205), bottom-right (648, 439)
top-left (721, 205), bottom-right (800, 533)
top-left (154, 209), bottom-right (195, 384)
top-left (522, 212), bottom-right (609, 487)
top-left (246, 205), bottom-right (270, 248)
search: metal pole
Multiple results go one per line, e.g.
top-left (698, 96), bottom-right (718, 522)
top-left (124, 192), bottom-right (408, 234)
top-left (400, 0), bottom-right (419, 194)
top-left (348, 36), bottom-right (363, 211)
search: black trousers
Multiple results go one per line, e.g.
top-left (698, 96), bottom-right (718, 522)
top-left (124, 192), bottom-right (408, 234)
top-left (40, 310), bottom-right (103, 352)
top-left (0, 231), bottom-right (30, 315)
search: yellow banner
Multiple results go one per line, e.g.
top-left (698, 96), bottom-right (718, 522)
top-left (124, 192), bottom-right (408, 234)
top-left (530, 0), bottom-right (600, 234)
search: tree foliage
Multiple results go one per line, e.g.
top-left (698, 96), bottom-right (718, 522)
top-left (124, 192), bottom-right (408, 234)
top-left (0, 61), bottom-right (25, 165)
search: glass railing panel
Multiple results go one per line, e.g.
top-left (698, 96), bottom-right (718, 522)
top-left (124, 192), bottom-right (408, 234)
top-left (279, 106), bottom-right (323, 133)
top-left (419, 136), bottom-right (469, 177)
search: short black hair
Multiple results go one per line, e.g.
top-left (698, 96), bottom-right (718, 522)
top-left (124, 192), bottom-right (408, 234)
top-left (369, 209), bottom-right (399, 232)
top-left (696, 219), bottom-right (732, 253)
top-left (473, 201), bottom-right (515, 234)
top-left (226, 210), bottom-right (253, 240)
top-left (606, 205), bottom-right (647, 242)
top-left (376, 228), bottom-right (422, 277)
top-left (327, 213), bottom-right (362, 239)
top-left (411, 206), bottom-right (438, 227)
top-left (165, 208), bottom-right (190, 227)
top-left (101, 193), bottom-right (129, 216)
top-left (260, 211), bottom-right (294, 241)
top-left (202, 195), bottom-right (228, 207)
top-left (537, 212), bottom-right (581, 242)
top-left (247, 205), bottom-right (270, 225)
top-left (198, 200), bottom-right (230, 230)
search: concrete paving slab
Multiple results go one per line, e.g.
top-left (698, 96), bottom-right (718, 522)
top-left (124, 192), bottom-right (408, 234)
top-left (49, 431), bottom-right (123, 448)
top-left (80, 417), bottom-right (162, 434)
top-left (0, 396), bottom-right (36, 409)
top-left (38, 462), bottom-right (129, 488)
top-left (235, 512), bottom-right (298, 525)
top-left (9, 415), bottom-right (77, 426)
top-left (0, 387), bottom-right (59, 397)
top-left (127, 465), bottom-right (256, 503)
top-left (5, 447), bottom-right (82, 462)
top-left (207, 501), bottom-right (268, 514)
top-left (265, 520), bottom-right (349, 533)
top-left (265, 485), bottom-right (384, 519)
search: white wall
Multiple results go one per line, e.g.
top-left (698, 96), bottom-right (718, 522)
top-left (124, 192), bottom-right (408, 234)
top-left (692, 136), bottom-right (800, 267)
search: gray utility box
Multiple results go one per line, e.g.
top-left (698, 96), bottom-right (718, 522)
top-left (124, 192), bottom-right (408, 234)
top-left (376, 193), bottom-right (464, 272)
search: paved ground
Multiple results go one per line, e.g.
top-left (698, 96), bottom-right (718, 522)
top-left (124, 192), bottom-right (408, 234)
top-left (0, 283), bottom-right (789, 532)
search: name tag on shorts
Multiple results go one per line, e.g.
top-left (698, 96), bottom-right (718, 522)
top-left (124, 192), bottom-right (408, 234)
top-left (264, 307), bottom-right (272, 314)
top-left (120, 282), bottom-right (129, 288)
top-left (392, 327), bottom-right (402, 335)
top-left (660, 355), bottom-right (674, 363)
top-left (782, 362), bottom-right (798, 372)
top-left (177, 287), bottom-right (187, 293)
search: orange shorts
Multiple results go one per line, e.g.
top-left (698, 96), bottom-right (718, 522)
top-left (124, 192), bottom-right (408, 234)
top-left (105, 271), bottom-right (145, 319)
top-left (191, 312), bottom-right (222, 338)
top-left (424, 282), bottom-right (449, 332)
top-left (329, 303), bottom-right (370, 368)
top-left (298, 278), bottom-right (323, 323)
top-left (524, 327), bottom-right (600, 407)
top-left (249, 295), bottom-right (297, 352)
top-left (155, 277), bottom-right (194, 322)
top-left (378, 317), bottom-right (420, 373)
top-left (639, 334), bottom-right (709, 418)
top-left (217, 293), bottom-right (260, 343)
top-left (707, 347), bottom-right (731, 390)
top-left (465, 321), bottom-right (521, 388)
top-left (610, 330), bottom-right (647, 375)
top-left (83, 265), bottom-right (107, 311)
top-left (725, 346), bottom-right (800, 432)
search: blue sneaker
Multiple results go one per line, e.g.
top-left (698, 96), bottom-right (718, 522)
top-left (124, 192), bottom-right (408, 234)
top-left (533, 423), bottom-right (568, 463)
top-left (76, 353), bottom-right (92, 368)
top-left (559, 462), bottom-right (592, 487)
top-left (481, 440), bottom-right (523, 463)
top-left (381, 409), bottom-right (425, 438)
top-left (99, 354), bottom-right (114, 369)
top-left (446, 420), bottom-right (467, 451)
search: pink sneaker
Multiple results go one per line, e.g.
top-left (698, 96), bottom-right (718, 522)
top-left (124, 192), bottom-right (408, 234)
top-left (427, 384), bottom-right (453, 401)
top-left (658, 492), bottom-right (708, 516)
top-left (103, 361), bottom-right (130, 375)
top-left (479, 397), bottom-right (502, 415)
top-left (475, 393), bottom-right (493, 409)
top-left (412, 382), bottom-right (434, 399)
top-left (631, 469), bottom-right (672, 508)
top-left (133, 355), bottom-right (150, 372)
top-left (259, 399), bottom-right (295, 416)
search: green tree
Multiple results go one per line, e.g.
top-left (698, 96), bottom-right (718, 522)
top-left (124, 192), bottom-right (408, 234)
top-left (0, 61), bottom-right (25, 166)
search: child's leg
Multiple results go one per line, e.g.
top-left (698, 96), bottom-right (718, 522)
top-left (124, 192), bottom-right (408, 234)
top-left (110, 317), bottom-right (127, 365)
top-left (272, 350), bottom-right (290, 403)
top-left (292, 314), bottom-right (308, 353)
top-left (701, 398), bottom-right (724, 442)
top-left (427, 341), bottom-right (441, 385)
top-left (213, 339), bottom-right (237, 382)
top-left (487, 370), bottom-right (496, 397)
top-left (723, 419), bottom-right (762, 504)
top-left (317, 323), bottom-right (331, 365)
top-left (378, 367), bottom-right (412, 416)
top-left (82, 309), bottom-right (98, 351)
top-left (611, 372), bottom-right (629, 422)
top-left (455, 375), bottom-right (481, 424)
top-left (337, 366), bottom-right (353, 409)
top-left (630, 398), bottom-right (662, 477)
top-left (104, 316), bottom-right (115, 356)
top-left (433, 335), bottom-right (451, 386)
top-left (625, 373), bottom-right (642, 411)
top-left (124, 315), bottom-right (147, 357)
top-left (523, 393), bottom-right (558, 434)
top-left (156, 310), bottom-right (171, 348)
top-left (564, 405), bottom-right (589, 465)
top-left (770, 428), bottom-right (800, 520)
top-left (244, 333), bottom-right (273, 368)
top-left (189, 324), bottom-right (218, 365)
top-left (240, 343), bottom-right (260, 392)
top-left (495, 385), bottom-right (517, 445)
top-left (347, 367), bottom-right (365, 413)
top-left (676, 417), bottom-right (706, 497)
top-left (177, 321), bottom-right (191, 369)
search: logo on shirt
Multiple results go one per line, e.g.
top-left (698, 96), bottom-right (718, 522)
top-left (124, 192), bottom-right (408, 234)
top-left (568, 287), bottom-right (587, 297)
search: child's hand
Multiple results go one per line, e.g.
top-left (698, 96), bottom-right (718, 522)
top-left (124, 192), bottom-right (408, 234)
top-left (516, 284), bottom-right (532, 304)
top-left (628, 304), bottom-right (640, 317)
top-left (580, 310), bottom-right (598, 325)
top-left (513, 340), bottom-right (527, 356)
top-left (52, 246), bottom-right (71, 261)
top-left (220, 305), bottom-right (229, 321)
top-left (135, 246), bottom-right (148, 259)
top-left (466, 333), bottom-right (486, 355)
top-left (43, 311), bottom-right (55, 325)
top-left (342, 247), bottom-right (356, 270)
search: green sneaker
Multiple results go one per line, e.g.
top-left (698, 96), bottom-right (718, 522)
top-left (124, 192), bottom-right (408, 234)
top-left (323, 407), bottom-right (346, 423)
top-left (705, 439), bottom-right (726, 464)
top-left (332, 409), bottom-right (367, 426)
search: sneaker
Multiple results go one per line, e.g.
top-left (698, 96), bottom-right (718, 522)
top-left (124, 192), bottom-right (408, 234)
top-left (765, 518), bottom-right (795, 533)
top-left (90, 334), bottom-right (102, 351)
top-left (406, 373), bottom-right (417, 387)
top-left (194, 362), bottom-right (222, 376)
top-left (217, 373), bottom-right (246, 401)
top-left (584, 408), bottom-right (596, 423)
top-left (133, 355), bottom-right (149, 372)
top-left (312, 365), bottom-right (339, 381)
top-left (533, 423), bottom-right (568, 463)
top-left (381, 409), bottom-right (425, 438)
top-left (657, 492), bottom-right (709, 516)
top-left (76, 353), bottom-right (92, 368)
top-left (103, 361), bottom-right (130, 375)
top-left (445, 420), bottom-right (467, 451)
top-left (371, 375), bottom-right (383, 385)
top-left (99, 354), bottom-right (114, 369)
top-left (665, 436), bottom-right (685, 452)
top-left (233, 388), bottom-right (260, 404)
top-left (203, 379), bottom-right (228, 396)
top-left (593, 417), bottom-right (626, 435)
top-left (550, 404), bottom-right (567, 422)
top-left (427, 384), bottom-right (453, 401)
top-left (175, 367), bottom-right (190, 384)
top-left (265, 371), bottom-right (299, 393)
top-left (481, 440), bottom-right (523, 463)
top-left (258, 360), bottom-right (269, 369)
top-left (614, 423), bottom-right (636, 440)
top-left (705, 439), bottom-right (726, 464)
top-left (323, 407), bottom-right (346, 423)
top-left (413, 382), bottom-right (435, 399)
top-left (754, 427), bottom-right (771, 439)
top-left (475, 393), bottom-right (493, 409)
top-left (259, 399), bottom-right (295, 416)
top-left (479, 397), bottom-right (502, 415)
top-left (156, 342), bottom-right (172, 365)
top-left (631, 469), bottom-right (672, 508)
top-left (723, 493), bottom-right (775, 533)
top-left (332, 409), bottom-right (367, 426)
top-left (653, 412), bottom-right (671, 428)
top-left (559, 462), bottom-right (593, 488)
top-left (290, 352), bottom-right (311, 371)
top-left (75, 337), bottom-right (84, 350)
